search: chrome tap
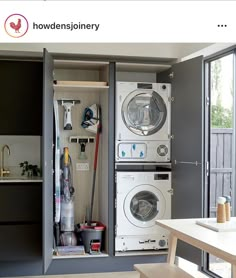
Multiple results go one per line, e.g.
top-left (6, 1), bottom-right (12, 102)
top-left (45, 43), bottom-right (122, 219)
top-left (1, 144), bottom-right (11, 177)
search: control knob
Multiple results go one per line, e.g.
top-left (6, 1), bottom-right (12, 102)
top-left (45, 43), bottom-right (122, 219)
top-left (159, 239), bottom-right (166, 247)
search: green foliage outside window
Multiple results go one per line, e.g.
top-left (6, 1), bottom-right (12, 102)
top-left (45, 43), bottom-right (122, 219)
top-left (211, 105), bottom-right (232, 128)
top-left (210, 59), bottom-right (233, 128)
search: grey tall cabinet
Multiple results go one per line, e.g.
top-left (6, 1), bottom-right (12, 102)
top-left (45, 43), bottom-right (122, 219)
top-left (0, 49), bottom-right (204, 276)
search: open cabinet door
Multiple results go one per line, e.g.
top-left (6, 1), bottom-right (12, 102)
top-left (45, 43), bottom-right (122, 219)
top-left (171, 56), bottom-right (204, 265)
top-left (42, 49), bottom-right (54, 273)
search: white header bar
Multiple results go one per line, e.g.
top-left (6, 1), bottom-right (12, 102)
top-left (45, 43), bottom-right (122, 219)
top-left (1, 1), bottom-right (236, 42)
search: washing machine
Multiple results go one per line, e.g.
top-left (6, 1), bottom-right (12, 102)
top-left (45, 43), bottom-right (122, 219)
top-left (115, 82), bottom-right (171, 162)
top-left (115, 171), bottom-right (172, 252)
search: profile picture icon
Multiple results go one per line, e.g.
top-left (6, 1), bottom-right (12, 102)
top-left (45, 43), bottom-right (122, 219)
top-left (4, 14), bottom-right (29, 38)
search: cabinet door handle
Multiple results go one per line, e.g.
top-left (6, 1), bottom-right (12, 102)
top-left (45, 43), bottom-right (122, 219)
top-left (174, 160), bottom-right (201, 166)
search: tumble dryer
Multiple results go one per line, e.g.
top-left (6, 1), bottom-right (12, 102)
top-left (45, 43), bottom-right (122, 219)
top-left (115, 171), bottom-right (172, 252)
top-left (116, 82), bottom-right (171, 162)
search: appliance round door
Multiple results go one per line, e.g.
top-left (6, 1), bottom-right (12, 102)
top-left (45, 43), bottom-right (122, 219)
top-left (124, 184), bottom-right (166, 228)
top-left (121, 90), bottom-right (167, 136)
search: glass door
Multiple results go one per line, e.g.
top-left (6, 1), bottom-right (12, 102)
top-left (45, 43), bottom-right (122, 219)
top-left (206, 52), bottom-right (234, 278)
top-left (124, 184), bottom-right (165, 228)
top-left (122, 90), bottom-right (167, 136)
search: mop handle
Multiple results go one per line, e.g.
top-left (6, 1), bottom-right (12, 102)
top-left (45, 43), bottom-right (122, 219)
top-left (93, 124), bottom-right (101, 170)
top-left (89, 124), bottom-right (101, 225)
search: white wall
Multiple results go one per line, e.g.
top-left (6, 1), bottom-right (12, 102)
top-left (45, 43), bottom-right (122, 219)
top-left (0, 136), bottom-right (41, 176)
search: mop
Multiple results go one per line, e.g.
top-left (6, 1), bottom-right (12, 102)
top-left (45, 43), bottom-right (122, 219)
top-left (81, 104), bottom-right (101, 226)
top-left (88, 120), bottom-right (101, 226)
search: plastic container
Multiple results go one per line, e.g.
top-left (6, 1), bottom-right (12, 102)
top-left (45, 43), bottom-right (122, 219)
top-left (80, 222), bottom-right (105, 253)
top-left (60, 199), bottom-right (74, 231)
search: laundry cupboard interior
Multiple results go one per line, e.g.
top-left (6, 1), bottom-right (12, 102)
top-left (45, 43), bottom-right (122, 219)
top-left (53, 59), bottom-right (110, 252)
top-left (0, 49), bottom-right (203, 276)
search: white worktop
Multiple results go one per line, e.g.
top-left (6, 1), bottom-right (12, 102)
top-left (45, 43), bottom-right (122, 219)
top-left (156, 218), bottom-right (236, 264)
top-left (0, 176), bottom-right (43, 183)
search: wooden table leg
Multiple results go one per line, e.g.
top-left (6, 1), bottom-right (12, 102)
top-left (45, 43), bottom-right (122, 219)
top-left (167, 233), bottom-right (177, 265)
top-left (232, 264), bottom-right (236, 278)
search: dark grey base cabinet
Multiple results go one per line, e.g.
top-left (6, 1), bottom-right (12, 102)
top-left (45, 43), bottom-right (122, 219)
top-left (47, 255), bottom-right (166, 275)
top-left (0, 184), bottom-right (41, 222)
top-left (0, 261), bottom-right (43, 277)
top-left (0, 255), bottom-right (166, 276)
top-left (0, 224), bottom-right (42, 261)
top-left (0, 183), bottom-right (42, 275)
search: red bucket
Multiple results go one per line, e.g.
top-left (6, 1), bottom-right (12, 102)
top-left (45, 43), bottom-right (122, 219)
top-left (80, 222), bottom-right (106, 253)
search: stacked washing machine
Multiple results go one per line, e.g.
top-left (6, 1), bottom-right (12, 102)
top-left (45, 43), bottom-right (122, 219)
top-left (115, 82), bottom-right (172, 252)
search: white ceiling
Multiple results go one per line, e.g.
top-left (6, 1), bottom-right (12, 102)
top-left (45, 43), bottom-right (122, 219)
top-left (0, 43), bottom-right (212, 59)
top-left (0, 43), bottom-right (234, 61)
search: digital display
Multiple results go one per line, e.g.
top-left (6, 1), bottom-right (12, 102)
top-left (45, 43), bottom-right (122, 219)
top-left (154, 174), bottom-right (169, 180)
top-left (137, 83), bottom-right (152, 89)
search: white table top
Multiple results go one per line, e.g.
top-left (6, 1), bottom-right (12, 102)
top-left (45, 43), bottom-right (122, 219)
top-left (156, 218), bottom-right (236, 264)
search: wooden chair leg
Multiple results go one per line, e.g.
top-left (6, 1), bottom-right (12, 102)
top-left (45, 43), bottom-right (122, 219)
top-left (167, 233), bottom-right (178, 265)
top-left (232, 264), bottom-right (236, 278)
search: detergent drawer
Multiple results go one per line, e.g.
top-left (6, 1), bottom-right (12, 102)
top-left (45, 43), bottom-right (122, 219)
top-left (0, 183), bottom-right (42, 222)
top-left (0, 223), bottom-right (42, 261)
